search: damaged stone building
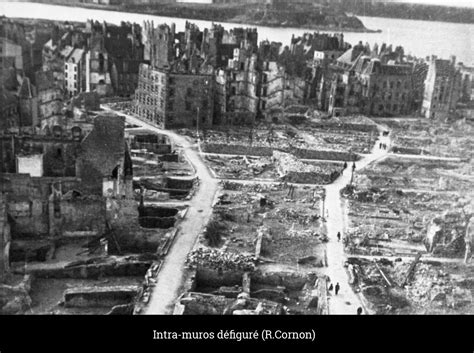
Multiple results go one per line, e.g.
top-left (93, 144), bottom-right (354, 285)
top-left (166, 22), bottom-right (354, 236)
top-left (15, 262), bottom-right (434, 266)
top-left (328, 55), bottom-right (414, 117)
top-left (0, 111), bottom-right (138, 285)
top-left (422, 55), bottom-right (463, 119)
top-left (40, 19), bottom-right (144, 98)
top-left (35, 70), bottom-right (64, 127)
top-left (134, 63), bottom-right (214, 129)
top-left (326, 42), bottom-right (418, 117)
top-left (133, 20), bottom-right (353, 127)
top-left (133, 21), bottom-right (237, 128)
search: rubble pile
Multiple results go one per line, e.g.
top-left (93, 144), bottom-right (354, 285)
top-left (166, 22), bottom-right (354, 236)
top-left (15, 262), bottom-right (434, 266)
top-left (400, 262), bottom-right (473, 311)
top-left (274, 208), bottom-right (320, 226)
top-left (0, 275), bottom-right (33, 314)
top-left (221, 181), bottom-right (285, 192)
top-left (425, 211), bottom-right (469, 257)
top-left (205, 155), bottom-right (277, 180)
top-left (273, 151), bottom-right (340, 184)
top-left (186, 248), bottom-right (256, 272)
top-left (107, 102), bottom-right (133, 115)
top-left (385, 118), bottom-right (473, 158)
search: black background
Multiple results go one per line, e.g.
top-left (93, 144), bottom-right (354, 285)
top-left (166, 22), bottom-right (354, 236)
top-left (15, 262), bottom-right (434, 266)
top-left (0, 315), bottom-right (472, 352)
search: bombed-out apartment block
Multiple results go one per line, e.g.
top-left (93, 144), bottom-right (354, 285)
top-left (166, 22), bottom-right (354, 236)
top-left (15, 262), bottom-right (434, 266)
top-left (134, 64), bottom-right (214, 129)
top-left (1, 17), bottom-right (52, 83)
top-left (327, 42), bottom-right (417, 117)
top-left (422, 55), bottom-right (463, 119)
top-left (133, 21), bottom-right (359, 127)
top-left (0, 63), bottom-right (39, 130)
top-left (35, 70), bottom-right (64, 125)
top-left (134, 21), bottom-right (256, 128)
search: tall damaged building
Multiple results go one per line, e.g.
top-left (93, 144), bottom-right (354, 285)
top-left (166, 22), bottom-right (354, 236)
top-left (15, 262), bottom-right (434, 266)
top-left (327, 42), bottom-right (417, 117)
top-left (422, 55), bottom-right (462, 119)
top-left (133, 22), bottom-right (258, 128)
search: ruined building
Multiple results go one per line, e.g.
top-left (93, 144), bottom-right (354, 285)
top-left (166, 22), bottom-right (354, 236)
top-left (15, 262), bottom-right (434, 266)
top-left (65, 48), bottom-right (86, 97)
top-left (0, 59), bottom-right (39, 130)
top-left (0, 196), bottom-right (11, 282)
top-left (326, 42), bottom-right (417, 117)
top-left (35, 70), bottom-right (64, 128)
top-left (85, 20), bottom-right (144, 97)
top-left (133, 22), bottom-right (259, 128)
top-left (422, 56), bottom-right (462, 119)
top-left (458, 63), bottom-right (474, 103)
top-left (0, 112), bottom-right (134, 278)
top-left (215, 46), bottom-right (259, 125)
top-left (1, 17), bottom-right (51, 83)
top-left (76, 113), bottom-right (133, 197)
top-left (329, 56), bottom-right (414, 117)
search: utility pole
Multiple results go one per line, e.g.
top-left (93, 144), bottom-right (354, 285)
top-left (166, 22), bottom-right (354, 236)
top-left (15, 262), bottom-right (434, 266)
top-left (350, 161), bottom-right (356, 186)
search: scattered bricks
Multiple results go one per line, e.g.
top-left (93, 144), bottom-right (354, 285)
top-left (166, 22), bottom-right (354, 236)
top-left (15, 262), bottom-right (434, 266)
top-left (63, 285), bottom-right (139, 308)
top-left (0, 275), bottom-right (32, 314)
top-left (273, 150), bottom-right (341, 184)
top-left (186, 248), bottom-right (255, 273)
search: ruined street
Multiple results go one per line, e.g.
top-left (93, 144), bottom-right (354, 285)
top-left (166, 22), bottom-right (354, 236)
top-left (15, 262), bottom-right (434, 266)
top-left (1, 8), bottom-right (472, 319)
top-left (323, 127), bottom-right (391, 314)
top-left (103, 108), bottom-right (219, 314)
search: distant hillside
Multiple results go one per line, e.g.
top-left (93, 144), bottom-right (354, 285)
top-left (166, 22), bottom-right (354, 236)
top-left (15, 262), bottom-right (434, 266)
top-left (340, 0), bottom-right (474, 24)
top-left (10, 0), bottom-right (474, 25)
top-left (12, 0), bottom-right (376, 32)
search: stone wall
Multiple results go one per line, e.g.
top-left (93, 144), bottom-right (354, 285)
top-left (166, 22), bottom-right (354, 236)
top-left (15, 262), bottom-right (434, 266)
top-left (50, 198), bottom-right (106, 237)
top-left (0, 198), bottom-right (11, 282)
top-left (202, 143), bottom-right (359, 161)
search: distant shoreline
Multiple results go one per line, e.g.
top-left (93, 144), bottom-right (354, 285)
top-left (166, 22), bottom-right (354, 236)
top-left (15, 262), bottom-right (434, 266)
top-left (4, 1), bottom-right (381, 33)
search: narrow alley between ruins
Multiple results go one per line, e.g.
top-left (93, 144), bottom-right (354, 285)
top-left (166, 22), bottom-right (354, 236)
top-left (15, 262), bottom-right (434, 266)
top-left (323, 126), bottom-right (391, 314)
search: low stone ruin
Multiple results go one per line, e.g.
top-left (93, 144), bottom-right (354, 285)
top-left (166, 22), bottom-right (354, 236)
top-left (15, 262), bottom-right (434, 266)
top-left (273, 151), bottom-right (340, 184)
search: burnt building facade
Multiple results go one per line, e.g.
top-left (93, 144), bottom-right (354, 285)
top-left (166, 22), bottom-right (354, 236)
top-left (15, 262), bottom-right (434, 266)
top-left (134, 64), bottom-right (214, 129)
top-left (329, 56), bottom-right (414, 117)
top-left (422, 56), bottom-right (463, 119)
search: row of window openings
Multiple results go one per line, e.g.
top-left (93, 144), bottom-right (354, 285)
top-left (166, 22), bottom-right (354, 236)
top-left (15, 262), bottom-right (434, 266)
top-left (65, 72), bottom-right (77, 80)
top-left (381, 81), bottom-right (409, 90)
top-left (65, 65), bottom-right (78, 72)
top-left (376, 104), bottom-right (404, 112)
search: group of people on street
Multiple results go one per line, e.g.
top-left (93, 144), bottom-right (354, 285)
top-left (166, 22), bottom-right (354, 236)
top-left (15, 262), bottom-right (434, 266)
top-left (379, 142), bottom-right (388, 150)
top-left (328, 275), bottom-right (364, 315)
top-left (328, 282), bottom-right (340, 295)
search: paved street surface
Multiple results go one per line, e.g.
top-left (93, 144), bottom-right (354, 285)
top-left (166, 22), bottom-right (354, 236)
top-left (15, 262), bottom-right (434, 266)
top-left (323, 126), bottom-right (391, 315)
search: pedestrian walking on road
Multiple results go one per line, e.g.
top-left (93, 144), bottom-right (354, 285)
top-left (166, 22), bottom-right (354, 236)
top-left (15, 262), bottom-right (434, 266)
top-left (335, 283), bottom-right (340, 295)
top-left (337, 232), bottom-right (341, 242)
top-left (357, 307), bottom-right (363, 315)
top-left (343, 161), bottom-right (348, 170)
top-left (328, 284), bottom-right (334, 292)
